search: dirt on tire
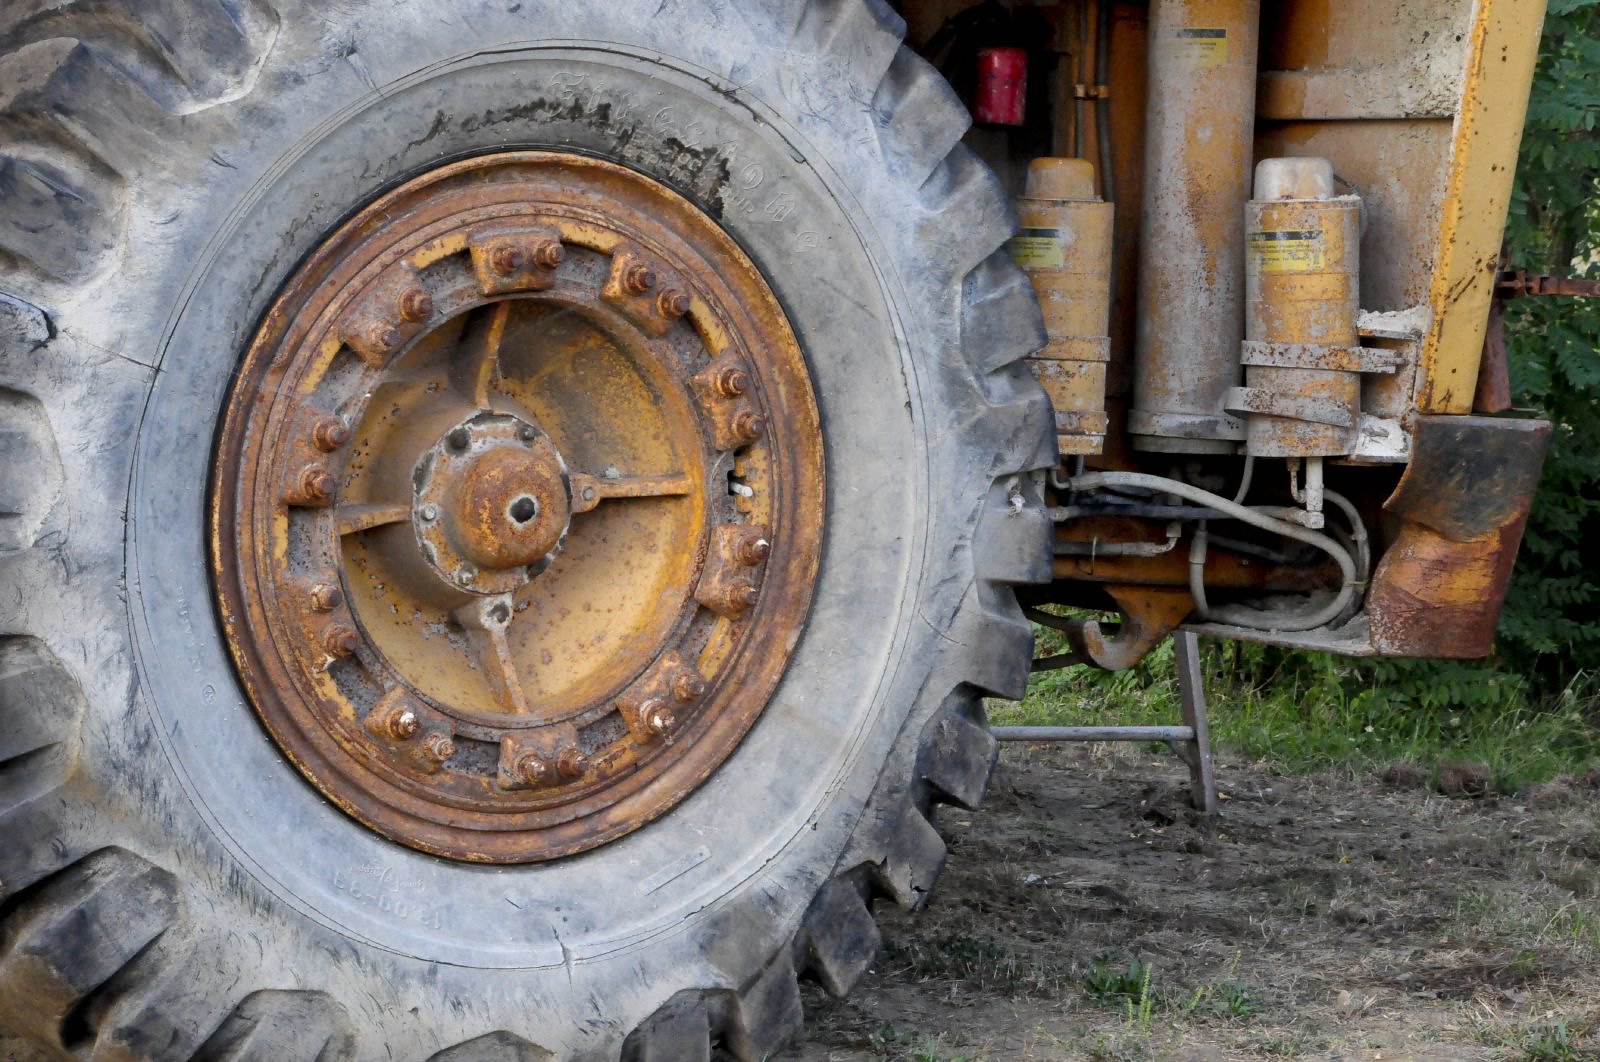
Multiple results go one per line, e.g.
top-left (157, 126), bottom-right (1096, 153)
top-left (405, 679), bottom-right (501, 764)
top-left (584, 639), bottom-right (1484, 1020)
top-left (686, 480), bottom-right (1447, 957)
top-left (792, 742), bottom-right (1600, 1060)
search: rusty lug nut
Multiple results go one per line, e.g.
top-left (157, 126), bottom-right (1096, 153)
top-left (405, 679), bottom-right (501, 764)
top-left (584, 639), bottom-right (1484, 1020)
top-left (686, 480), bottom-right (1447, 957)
top-left (657, 289), bottom-right (691, 319)
top-left (623, 263), bottom-right (656, 295)
top-left (671, 671), bottom-right (706, 703)
top-left (736, 536), bottom-right (772, 566)
top-left (308, 581), bottom-right (344, 612)
top-left (713, 581), bottom-right (759, 614)
top-left (391, 709), bottom-right (420, 740)
top-left (731, 409), bottom-right (766, 444)
top-left (311, 416), bottom-right (350, 452)
top-left (513, 749), bottom-right (547, 786)
top-left (454, 567), bottom-right (475, 587)
top-left (447, 426), bottom-right (472, 452)
top-left (533, 240), bottom-right (565, 270)
top-left (420, 503), bottom-right (439, 522)
top-left (712, 366), bottom-right (749, 397)
top-left (422, 730), bottom-right (456, 764)
top-left (555, 745), bottom-right (589, 780)
top-left (398, 287), bottom-right (433, 323)
top-left (490, 244), bottom-right (524, 276)
top-left (646, 703), bottom-right (677, 737)
top-left (322, 624), bottom-right (359, 657)
top-left (299, 464), bottom-right (337, 503)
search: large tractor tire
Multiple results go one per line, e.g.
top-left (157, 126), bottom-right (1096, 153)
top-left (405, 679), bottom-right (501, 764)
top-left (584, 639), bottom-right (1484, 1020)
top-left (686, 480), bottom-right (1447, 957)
top-left (0, 1), bottom-right (1053, 1057)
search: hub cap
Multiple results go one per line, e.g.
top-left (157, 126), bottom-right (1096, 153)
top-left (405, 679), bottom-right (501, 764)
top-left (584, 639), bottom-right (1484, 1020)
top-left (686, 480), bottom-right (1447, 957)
top-left (211, 152), bottom-right (824, 862)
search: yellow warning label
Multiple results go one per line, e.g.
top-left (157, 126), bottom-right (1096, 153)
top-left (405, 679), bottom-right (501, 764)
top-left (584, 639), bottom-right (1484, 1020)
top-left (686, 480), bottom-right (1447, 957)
top-left (1166, 27), bottom-right (1229, 68)
top-left (1250, 230), bottom-right (1326, 274)
top-left (1008, 229), bottom-right (1066, 270)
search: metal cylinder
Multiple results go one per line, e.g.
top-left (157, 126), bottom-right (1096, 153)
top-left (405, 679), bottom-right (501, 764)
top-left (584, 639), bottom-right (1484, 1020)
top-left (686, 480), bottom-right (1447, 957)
top-left (1011, 158), bottom-right (1114, 454)
top-left (975, 47), bottom-right (1028, 127)
top-left (1230, 157), bottom-right (1363, 456)
top-left (1129, 0), bottom-right (1261, 454)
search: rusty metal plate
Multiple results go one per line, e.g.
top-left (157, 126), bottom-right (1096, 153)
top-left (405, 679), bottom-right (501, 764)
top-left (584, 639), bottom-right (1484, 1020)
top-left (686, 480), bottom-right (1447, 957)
top-left (210, 152), bottom-right (824, 863)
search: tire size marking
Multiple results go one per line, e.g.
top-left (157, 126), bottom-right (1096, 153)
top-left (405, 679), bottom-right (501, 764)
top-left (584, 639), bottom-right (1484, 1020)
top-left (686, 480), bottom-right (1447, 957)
top-left (333, 867), bottom-right (445, 929)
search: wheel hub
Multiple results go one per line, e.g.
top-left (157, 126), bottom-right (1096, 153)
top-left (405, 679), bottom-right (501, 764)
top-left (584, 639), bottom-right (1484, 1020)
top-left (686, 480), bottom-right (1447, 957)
top-left (210, 152), bottom-right (824, 863)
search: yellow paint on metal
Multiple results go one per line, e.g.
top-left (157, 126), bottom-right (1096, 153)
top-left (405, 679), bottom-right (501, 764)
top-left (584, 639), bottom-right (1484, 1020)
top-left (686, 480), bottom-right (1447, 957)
top-left (1418, 0), bottom-right (1547, 413)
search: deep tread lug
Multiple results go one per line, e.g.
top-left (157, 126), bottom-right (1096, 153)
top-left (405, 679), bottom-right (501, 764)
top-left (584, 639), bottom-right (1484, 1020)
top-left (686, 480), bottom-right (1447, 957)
top-left (724, 953), bottom-right (803, 1062)
top-left (0, 849), bottom-right (179, 1046)
top-left (915, 147), bottom-right (1021, 285)
top-left (194, 990), bottom-right (358, 1062)
top-left (963, 249), bottom-right (1048, 375)
top-left (870, 805), bottom-right (946, 910)
top-left (872, 49), bottom-right (971, 187)
top-left (786, 0), bottom-right (905, 93)
top-left (621, 995), bottom-right (713, 1062)
top-left (799, 875), bottom-right (880, 998)
top-left (916, 694), bottom-right (997, 811)
top-left (425, 1031), bottom-right (553, 1062)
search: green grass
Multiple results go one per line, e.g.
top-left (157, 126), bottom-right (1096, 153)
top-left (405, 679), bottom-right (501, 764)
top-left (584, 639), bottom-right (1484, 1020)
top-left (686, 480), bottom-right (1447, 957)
top-left (995, 620), bottom-right (1600, 794)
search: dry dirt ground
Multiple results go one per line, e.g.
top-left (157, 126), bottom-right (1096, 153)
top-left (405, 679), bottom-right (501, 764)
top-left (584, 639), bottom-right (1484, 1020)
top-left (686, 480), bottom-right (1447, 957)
top-left (787, 743), bottom-right (1600, 1061)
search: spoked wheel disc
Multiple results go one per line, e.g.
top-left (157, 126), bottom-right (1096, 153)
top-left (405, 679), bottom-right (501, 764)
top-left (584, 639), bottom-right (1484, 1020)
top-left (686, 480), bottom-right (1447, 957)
top-left (211, 152), bottom-right (824, 863)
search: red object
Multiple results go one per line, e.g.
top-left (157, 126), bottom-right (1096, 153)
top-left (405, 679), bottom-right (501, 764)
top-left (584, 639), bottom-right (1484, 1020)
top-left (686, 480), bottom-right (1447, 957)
top-left (975, 46), bottom-right (1027, 127)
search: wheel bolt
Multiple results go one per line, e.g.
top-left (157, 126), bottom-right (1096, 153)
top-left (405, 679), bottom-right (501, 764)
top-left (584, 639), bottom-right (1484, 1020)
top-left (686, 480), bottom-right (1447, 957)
top-left (712, 366), bottom-right (749, 397)
top-left (490, 245), bottom-right (524, 275)
top-left (423, 730), bottom-right (456, 764)
top-left (672, 672), bottom-right (705, 703)
top-left (373, 325), bottom-right (401, 350)
top-left (623, 263), bottom-right (656, 295)
top-left (725, 581), bottom-right (759, 612)
top-left (658, 289), bottom-right (691, 319)
top-left (646, 703), bottom-right (676, 737)
top-left (518, 425), bottom-right (537, 442)
top-left (455, 568), bottom-right (475, 587)
top-left (308, 582), bottom-right (343, 612)
top-left (322, 624), bottom-right (359, 657)
top-left (300, 464), bottom-right (336, 503)
top-left (420, 504), bottom-right (439, 522)
top-left (556, 745), bottom-right (589, 780)
top-left (447, 426), bottom-right (472, 451)
top-left (513, 750), bottom-right (546, 786)
top-left (398, 287), bottom-right (433, 323)
top-left (311, 416), bottom-right (350, 452)
top-left (731, 409), bottom-right (766, 443)
top-left (533, 240), bottom-right (565, 270)
top-left (392, 710), bottom-right (420, 740)
top-left (736, 536), bottom-right (772, 566)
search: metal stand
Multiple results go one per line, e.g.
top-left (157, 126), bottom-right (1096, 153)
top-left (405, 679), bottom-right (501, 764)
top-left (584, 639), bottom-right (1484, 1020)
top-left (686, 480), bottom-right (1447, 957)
top-left (993, 630), bottom-right (1218, 813)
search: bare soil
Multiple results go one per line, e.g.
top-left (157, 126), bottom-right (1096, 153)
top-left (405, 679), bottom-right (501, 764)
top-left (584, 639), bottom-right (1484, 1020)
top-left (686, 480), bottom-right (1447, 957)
top-left (788, 743), bottom-right (1600, 1060)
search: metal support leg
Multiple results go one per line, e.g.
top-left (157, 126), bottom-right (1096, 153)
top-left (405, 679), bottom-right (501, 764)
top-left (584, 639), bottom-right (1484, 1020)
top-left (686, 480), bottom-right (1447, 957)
top-left (1173, 630), bottom-right (1218, 813)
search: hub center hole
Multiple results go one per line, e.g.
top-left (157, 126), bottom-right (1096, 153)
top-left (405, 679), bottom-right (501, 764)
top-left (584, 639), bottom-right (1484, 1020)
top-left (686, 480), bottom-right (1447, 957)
top-left (509, 495), bottom-right (539, 524)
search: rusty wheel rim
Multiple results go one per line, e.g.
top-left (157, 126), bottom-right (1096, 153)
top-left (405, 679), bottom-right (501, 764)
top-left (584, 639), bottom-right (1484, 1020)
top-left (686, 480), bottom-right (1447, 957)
top-left (210, 152), bottom-right (824, 863)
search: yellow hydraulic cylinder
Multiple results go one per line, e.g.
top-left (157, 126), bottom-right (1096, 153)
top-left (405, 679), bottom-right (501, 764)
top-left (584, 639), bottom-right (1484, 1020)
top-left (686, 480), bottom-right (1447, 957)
top-left (1129, 0), bottom-right (1260, 454)
top-left (1229, 157), bottom-right (1363, 457)
top-left (1010, 158), bottom-right (1114, 455)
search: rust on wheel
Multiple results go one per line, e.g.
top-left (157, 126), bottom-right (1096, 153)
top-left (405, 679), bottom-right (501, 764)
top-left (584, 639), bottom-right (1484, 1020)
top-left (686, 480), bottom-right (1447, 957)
top-left (210, 152), bottom-right (824, 863)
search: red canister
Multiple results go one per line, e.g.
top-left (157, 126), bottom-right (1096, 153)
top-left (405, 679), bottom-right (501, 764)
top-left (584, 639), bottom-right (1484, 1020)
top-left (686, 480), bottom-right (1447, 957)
top-left (975, 46), bottom-right (1027, 127)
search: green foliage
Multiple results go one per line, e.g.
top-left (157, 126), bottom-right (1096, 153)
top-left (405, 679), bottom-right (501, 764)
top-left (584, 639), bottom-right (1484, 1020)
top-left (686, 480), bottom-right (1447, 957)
top-left (1489, 2), bottom-right (1600, 684)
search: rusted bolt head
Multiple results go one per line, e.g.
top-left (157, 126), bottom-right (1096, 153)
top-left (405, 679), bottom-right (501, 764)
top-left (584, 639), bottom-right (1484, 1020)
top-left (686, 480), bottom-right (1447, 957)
top-left (308, 581), bottom-right (344, 612)
top-left (322, 624), bottom-right (359, 657)
top-left (398, 287), bottom-right (433, 323)
top-left (623, 263), bottom-right (656, 295)
top-left (446, 426), bottom-right (472, 452)
top-left (712, 366), bottom-right (749, 398)
top-left (370, 324), bottom-right (401, 350)
top-left (731, 409), bottom-right (766, 443)
top-left (672, 671), bottom-right (706, 703)
top-left (647, 705), bottom-right (677, 737)
top-left (300, 464), bottom-right (336, 503)
top-left (658, 289), bottom-right (691, 319)
top-left (490, 244), bottom-right (524, 276)
top-left (513, 749), bottom-right (546, 785)
top-left (726, 581), bottom-right (759, 612)
top-left (392, 709), bottom-right (420, 740)
top-left (518, 424), bottom-right (537, 442)
top-left (582, 486), bottom-right (596, 502)
top-left (423, 730), bottom-right (457, 763)
top-left (420, 503), bottom-right (439, 522)
top-left (736, 536), bottom-right (772, 566)
top-left (454, 567), bottom-right (475, 587)
top-left (311, 416), bottom-right (350, 452)
top-left (555, 744), bottom-right (589, 780)
top-left (533, 240), bottom-right (565, 270)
